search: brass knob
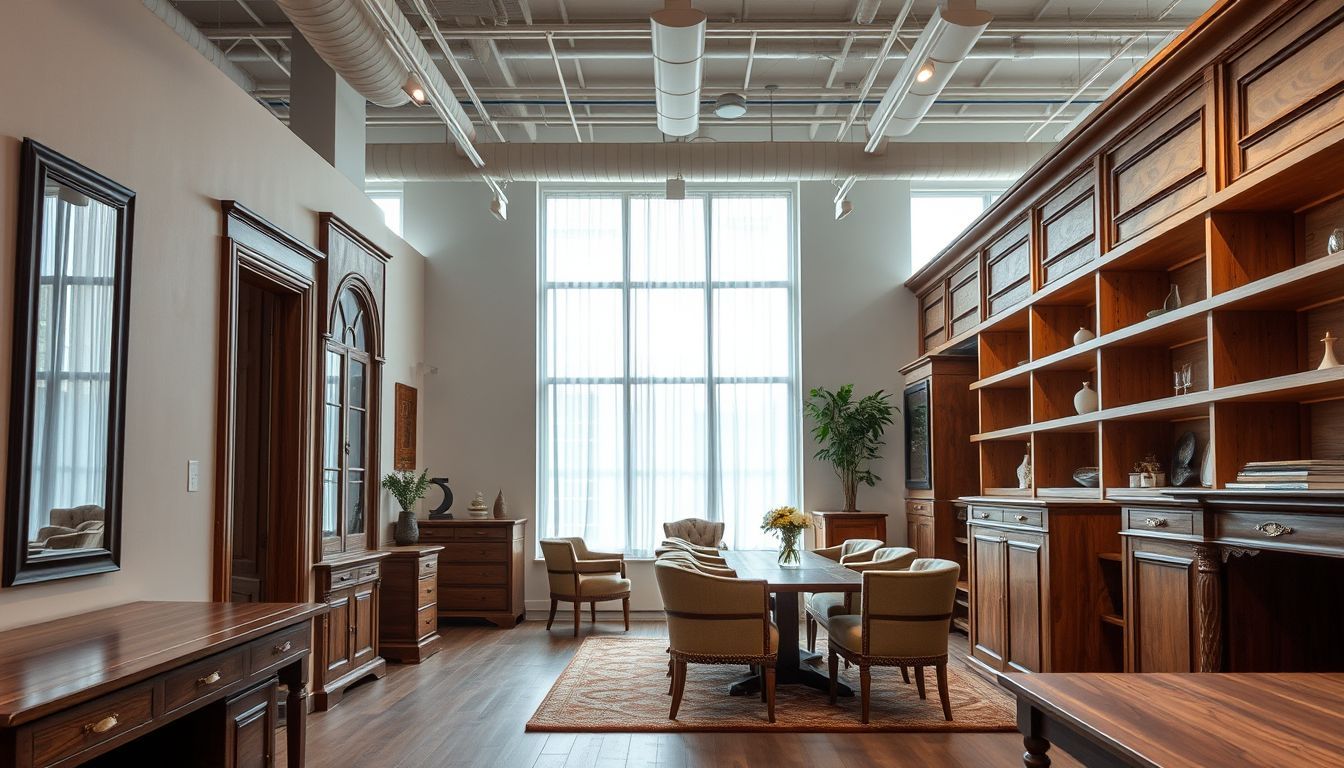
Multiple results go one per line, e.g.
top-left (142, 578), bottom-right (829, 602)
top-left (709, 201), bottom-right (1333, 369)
top-left (1144, 517), bottom-right (1167, 528)
top-left (1014, 514), bottom-right (1028, 522)
top-left (85, 714), bottom-right (119, 735)
top-left (975, 511), bottom-right (990, 519)
top-left (197, 671), bottom-right (222, 686)
top-left (1254, 521), bottom-right (1293, 537)
top-left (274, 640), bottom-right (292, 654)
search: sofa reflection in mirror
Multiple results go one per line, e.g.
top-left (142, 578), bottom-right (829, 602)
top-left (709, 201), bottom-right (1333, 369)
top-left (28, 504), bottom-right (106, 554)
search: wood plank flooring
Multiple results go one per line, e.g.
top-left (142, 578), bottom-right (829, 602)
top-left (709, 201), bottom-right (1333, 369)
top-left (282, 619), bottom-right (1080, 767)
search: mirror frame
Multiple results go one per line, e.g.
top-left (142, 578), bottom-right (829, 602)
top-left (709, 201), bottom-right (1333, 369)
top-left (4, 138), bottom-right (135, 586)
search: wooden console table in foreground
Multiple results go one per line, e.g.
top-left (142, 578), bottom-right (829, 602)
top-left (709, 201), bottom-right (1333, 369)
top-left (0, 601), bottom-right (327, 768)
top-left (1000, 672), bottom-right (1344, 767)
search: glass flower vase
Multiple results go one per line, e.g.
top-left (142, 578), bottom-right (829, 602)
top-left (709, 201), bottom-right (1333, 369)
top-left (777, 530), bottom-right (801, 567)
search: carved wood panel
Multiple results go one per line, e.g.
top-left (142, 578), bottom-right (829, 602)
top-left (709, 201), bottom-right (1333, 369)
top-left (1037, 168), bottom-right (1098, 285)
top-left (985, 217), bottom-right (1032, 316)
top-left (921, 287), bottom-right (947, 351)
top-left (948, 258), bottom-right (981, 337)
top-left (1226, 0), bottom-right (1344, 179)
top-left (1106, 80), bottom-right (1212, 246)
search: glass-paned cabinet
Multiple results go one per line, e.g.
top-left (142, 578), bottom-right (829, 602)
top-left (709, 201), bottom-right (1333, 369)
top-left (321, 287), bottom-right (374, 555)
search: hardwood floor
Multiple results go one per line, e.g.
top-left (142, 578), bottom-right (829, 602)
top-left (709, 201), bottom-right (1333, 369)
top-left (281, 618), bottom-right (1080, 767)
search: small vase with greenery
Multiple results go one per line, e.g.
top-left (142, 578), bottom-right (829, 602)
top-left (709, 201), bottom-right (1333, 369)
top-left (804, 384), bottom-right (897, 513)
top-left (383, 469), bottom-right (430, 545)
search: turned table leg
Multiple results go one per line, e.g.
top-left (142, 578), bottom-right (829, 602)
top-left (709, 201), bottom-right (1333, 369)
top-left (279, 657), bottom-right (309, 768)
top-left (1023, 735), bottom-right (1052, 768)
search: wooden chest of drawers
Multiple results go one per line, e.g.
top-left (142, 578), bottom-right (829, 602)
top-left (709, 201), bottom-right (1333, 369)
top-left (419, 519), bottom-right (527, 628)
top-left (813, 511), bottom-right (887, 548)
top-left (378, 545), bottom-right (444, 663)
top-left (313, 550), bottom-right (389, 710)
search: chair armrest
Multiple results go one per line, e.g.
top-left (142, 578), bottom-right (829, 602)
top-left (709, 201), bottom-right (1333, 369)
top-left (847, 559), bottom-right (900, 572)
top-left (812, 544), bottom-right (844, 562)
top-left (582, 549), bottom-right (625, 561)
top-left (575, 558), bottom-right (625, 575)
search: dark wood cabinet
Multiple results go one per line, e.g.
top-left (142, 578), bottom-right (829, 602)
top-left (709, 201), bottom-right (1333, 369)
top-left (967, 502), bottom-right (1120, 674)
top-left (224, 679), bottom-right (279, 768)
top-left (814, 511), bottom-right (888, 548)
top-left (379, 545), bottom-right (444, 663)
top-left (905, 508), bottom-right (934, 558)
top-left (312, 551), bottom-right (388, 710)
top-left (419, 519), bottom-right (527, 628)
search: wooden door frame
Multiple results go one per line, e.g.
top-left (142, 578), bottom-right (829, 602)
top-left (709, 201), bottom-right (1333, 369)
top-left (214, 201), bottom-right (324, 603)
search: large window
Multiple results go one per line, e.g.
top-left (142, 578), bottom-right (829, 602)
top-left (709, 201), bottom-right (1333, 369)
top-left (909, 191), bottom-right (998, 272)
top-left (539, 189), bottom-right (799, 555)
top-left (367, 186), bottom-right (403, 237)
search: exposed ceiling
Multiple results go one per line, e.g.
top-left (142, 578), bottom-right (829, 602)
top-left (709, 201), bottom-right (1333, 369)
top-left (169, 0), bottom-right (1215, 146)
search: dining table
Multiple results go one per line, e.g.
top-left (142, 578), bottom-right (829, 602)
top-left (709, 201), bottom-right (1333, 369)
top-left (720, 549), bottom-right (862, 697)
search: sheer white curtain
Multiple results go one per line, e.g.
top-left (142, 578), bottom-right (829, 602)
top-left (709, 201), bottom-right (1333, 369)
top-left (540, 190), bottom-right (798, 555)
top-left (29, 191), bottom-right (117, 531)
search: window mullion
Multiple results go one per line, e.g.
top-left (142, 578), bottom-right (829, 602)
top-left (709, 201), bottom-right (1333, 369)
top-left (621, 193), bottom-right (635, 554)
top-left (703, 194), bottom-right (720, 530)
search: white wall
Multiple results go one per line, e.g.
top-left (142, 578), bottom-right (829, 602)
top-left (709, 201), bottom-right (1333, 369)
top-left (405, 180), bottom-right (916, 612)
top-left (0, 0), bottom-right (425, 629)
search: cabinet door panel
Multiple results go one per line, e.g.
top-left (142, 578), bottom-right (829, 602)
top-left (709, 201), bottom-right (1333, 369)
top-left (970, 530), bottom-right (1005, 669)
top-left (226, 680), bottom-right (278, 768)
top-left (921, 287), bottom-right (947, 352)
top-left (1005, 534), bottom-right (1044, 673)
top-left (351, 583), bottom-right (378, 665)
top-left (1132, 550), bottom-right (1194, 672)
top-left (985, 219), bottom-right (1032, 316)
top-left (325, 590), bottom-right (352, 676)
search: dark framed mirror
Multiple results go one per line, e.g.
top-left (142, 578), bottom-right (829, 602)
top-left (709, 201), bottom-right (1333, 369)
top-left (4, 139), bottom-right (134, 586)
top-left (904, 379), bottom-right (931, 490)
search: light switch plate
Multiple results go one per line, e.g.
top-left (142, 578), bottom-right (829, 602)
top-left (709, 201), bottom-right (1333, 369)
top-left (187, 460), bottom-right (201, 493)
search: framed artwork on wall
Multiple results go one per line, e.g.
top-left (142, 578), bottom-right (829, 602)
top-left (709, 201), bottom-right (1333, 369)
top-left (904, 380), bottom-right (932, 490)
top-left (394, 383), bottom-right (418, 471)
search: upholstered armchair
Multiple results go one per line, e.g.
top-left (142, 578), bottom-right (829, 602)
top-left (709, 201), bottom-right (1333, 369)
top-left (654, 539), bottom-right (728, 566)
top-left (656, 550), bottom-right (737, 577)
top-left (540, 537), bottom-right (632, 637)
top-left (813, 538), bottom-right (882, 564)
top-left (655, 537), bottom-right (722, 556)
top-left (827, 558), bottom-right (961, 723)
top-left (805, 546), bottom-right (917, 652)
top-left (654, 560), bottom-right (777, 722)
top-left (34, 505), bottom-right (106, 551)
top-left (662, 518), bottom-right (726, 548)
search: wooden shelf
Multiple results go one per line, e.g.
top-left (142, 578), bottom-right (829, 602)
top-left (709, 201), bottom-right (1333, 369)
top-left (951, 616), bottom-right (969, 634)
top-left (1101, 613), bottom-right (1126, 628)
top-left (956, 580), bottom-right (969, 594)
top-left (953, 536), bottom-right (969, 545)
top-left (1098, 552), bottom-right (1122, 563)
top-left (955, 597), bottom-right (970, 610)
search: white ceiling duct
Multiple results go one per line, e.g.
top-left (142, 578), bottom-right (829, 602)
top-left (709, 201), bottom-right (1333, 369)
top-left (142, 0), bottom-right (256, 93)
top-left (865, 2), bottom-right (992, 150)
top-left (367, 141), bottom-right (1047, 182)
top-left (650, 0), bottom-right (707, 137)
top-left (853, 0), bottom-right (883, 25)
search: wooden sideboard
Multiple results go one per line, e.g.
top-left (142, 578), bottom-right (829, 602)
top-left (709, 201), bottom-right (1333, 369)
top-left (965, 500), bottom-right (1121, 675)
top-left (1119, 490), bottom-right (1344, 673)
top-left (378, 545), bottom-right (443, 663)
top-left (0, 601), bottom-right (324, 768)
top-left (312, 550), bottom-right (388, 710)
top-left (419, 519), bottom-right (527, 628)
top-left (813, 511), bottom-right (887, 548)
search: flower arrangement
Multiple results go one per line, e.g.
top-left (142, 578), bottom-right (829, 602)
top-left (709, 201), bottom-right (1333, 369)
top-left (762, 506), bottom-right (813, 566)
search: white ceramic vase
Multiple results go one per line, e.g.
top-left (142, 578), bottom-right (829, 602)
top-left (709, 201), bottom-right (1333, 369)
top-left (1319, 332), bottom-right (1341, 370)
top-left (1016, 454), bottom-right (1031, 490)
top-left (1073, 382), bottom-right (1099, 414)
top-left (1073, 327), bottom-right (1095, 345)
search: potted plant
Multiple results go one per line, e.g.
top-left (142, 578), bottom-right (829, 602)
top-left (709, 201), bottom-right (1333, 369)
top-left (804, 384), bottom-right (897, 513)
top-left (761, 506), bottom-right (813, 567)
top-left (383, 469), bottom-right (431, 545)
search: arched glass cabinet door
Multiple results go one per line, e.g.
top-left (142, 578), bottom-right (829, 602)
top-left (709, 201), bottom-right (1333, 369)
top-left (321, 287), bottom-right (372, 555)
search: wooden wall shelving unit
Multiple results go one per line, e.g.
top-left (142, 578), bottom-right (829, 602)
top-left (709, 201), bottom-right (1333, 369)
top-left (905, 0), bottom-right (1344, 502)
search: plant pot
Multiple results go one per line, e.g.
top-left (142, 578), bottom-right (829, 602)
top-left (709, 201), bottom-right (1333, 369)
top-left (1129, 473), bottom-right (1143, 488)
top-left (394, 508), bottom-right (420, 545)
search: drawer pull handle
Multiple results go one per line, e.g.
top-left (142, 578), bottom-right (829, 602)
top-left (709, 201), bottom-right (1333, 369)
top-left (84, 714), bottom-right (119, 735)
top-left (1014, 514), bottom-right (1028, 523)
top-left (274, 641), bottom-right (292, 655)
top-left (197, 671), bottom-right (222, 686)
top-left (975, 511), bottom-right (991, 519)
top-left (1254, 521), bottom-right (1293, 537)
top-left (1144, 517), bottom-right (1167, 528)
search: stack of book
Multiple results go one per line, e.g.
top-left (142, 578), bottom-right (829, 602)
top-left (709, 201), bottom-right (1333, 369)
top-left (1227, 460), bottom-right (1344, 490)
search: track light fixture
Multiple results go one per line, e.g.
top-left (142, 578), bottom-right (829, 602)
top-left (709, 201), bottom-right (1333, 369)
top-left (404, 75), bottom-right (428, 106)
top-left (490, 193), bottom-right (508, 222)
top-left (835, 198), bottom-right (854, 220)
top-left (916, 61), bottom-right (936, 83)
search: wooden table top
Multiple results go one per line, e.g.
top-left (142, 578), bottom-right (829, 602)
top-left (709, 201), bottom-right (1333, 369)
top-left (1000, 672), bottom-right (1344, 767)
top-left (721, 550), bottom-right (861, 593)
top-left (0, 601), bottom-right (327, 727)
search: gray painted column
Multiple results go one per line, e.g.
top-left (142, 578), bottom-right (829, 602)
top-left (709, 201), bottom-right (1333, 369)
top-left (288, 33), bottom-right (366, 186)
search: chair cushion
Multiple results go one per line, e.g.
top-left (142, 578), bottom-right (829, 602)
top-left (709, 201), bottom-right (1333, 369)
top-left (828, 614), bottom-right (863, 655)
top-left (577, 574), bottom-right (632, 597)
top-left (805, 593), bottom-right (853, 623)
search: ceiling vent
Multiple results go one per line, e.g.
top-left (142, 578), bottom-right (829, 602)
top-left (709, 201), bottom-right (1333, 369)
top-left (651, 0), bottom-right (707, 137)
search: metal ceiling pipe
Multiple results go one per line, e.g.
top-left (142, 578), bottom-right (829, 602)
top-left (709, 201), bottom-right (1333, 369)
top-left (142, 0), bottom-right (256, 92)
top-left (366, 141), bottom-right (1048, 182)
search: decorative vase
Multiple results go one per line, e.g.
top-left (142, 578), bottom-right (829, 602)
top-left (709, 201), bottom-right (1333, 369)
top-left (394, 508), bottom-right (419, 545)
top-left (1319, 332), bottom-right (1341, 370)
top-left (1328, 228), bottom-right (1344, 256)
top-left (1073, 327), bottom-right (1095, 345)
top-left (1072, 466), bottom-right (1100, 488)
top-left (467, 491), bottom-right (489, 519)
top-left (1200, 446), bottom-right (1214, 487)
top-left (1129, 472), bottom-right (1143, 488)
top-left (1016, 453), bottom-right (1031, 490)
top-left (492, 489), bottom-right (508, 519)
top-left (777, 530), bottom-right (801, 567)
top-left (1073, 382), bottom-right (1099, 414)
top-left (1163, 284), bottom-right (1182, 313)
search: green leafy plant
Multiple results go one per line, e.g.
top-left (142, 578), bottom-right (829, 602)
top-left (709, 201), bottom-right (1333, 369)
top-left (804, 384), bottom-right (897, 513)
top-left (382, 469), bottom-right (431, 513)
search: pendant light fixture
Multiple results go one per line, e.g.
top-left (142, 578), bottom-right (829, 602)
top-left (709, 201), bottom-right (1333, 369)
top-left (651, 0), bottom-right (707, 137)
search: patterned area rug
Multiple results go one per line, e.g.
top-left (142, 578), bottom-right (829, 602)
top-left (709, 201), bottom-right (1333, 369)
top-left (526, 636), bottom-right (1016, 733)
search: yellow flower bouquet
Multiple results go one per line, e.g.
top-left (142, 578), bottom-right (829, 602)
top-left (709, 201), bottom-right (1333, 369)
top-left (761, 506), bottom-right (812, 566)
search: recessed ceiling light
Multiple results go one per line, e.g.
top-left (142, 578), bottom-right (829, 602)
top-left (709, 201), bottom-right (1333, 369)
top-left (713, 93), bottom-right (748, 119)
top-left (916, 61), bottom-right (936, 83)
top-left (404, 75), bottom-right (428, 106)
